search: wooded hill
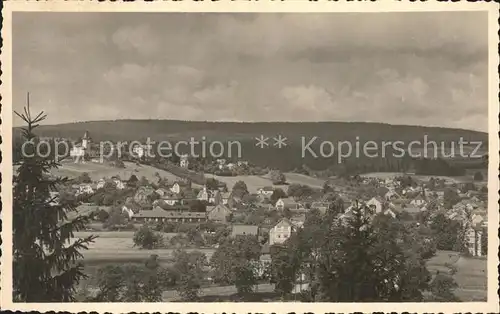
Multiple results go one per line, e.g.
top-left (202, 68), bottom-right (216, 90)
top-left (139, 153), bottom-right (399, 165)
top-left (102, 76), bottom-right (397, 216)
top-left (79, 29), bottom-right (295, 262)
top-left (13, 120), bottom-right (488, 174)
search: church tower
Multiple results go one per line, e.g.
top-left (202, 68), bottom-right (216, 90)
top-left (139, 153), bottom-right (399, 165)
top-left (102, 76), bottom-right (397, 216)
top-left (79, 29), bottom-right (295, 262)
top-left (82, 131), bottom-right (91, 149)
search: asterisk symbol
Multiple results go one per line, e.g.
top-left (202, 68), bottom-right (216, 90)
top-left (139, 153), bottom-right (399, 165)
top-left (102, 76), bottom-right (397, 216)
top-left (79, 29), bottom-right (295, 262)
top-left (273, 135), bottom-right (287, 148)
top-left (255, 135), bottom-right (269, 148)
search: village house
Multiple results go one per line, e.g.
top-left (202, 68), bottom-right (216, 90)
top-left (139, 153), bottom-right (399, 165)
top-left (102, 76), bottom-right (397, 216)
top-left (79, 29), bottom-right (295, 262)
top-left (465, 226), bottom-right (484, 257)
top-left (154, 188), bottom-right (170, 198)
top-left (75, 183), bottom-right (94, 196)
top-left (96, 178), bottom-right (106, 190)
top-left (401, 205), bottom-right (422, 216)
top-left (231, 224), bottom-right (259, 237)
top-left (257, 186), bottom-right (274, 197)
top-left (209, 190), bottom-right (220, 205)
top-left (194, 186), bottom-right (227, 205)
top-left (208, 190), bottom-right (231, 205)
top-left (258, 243), bottom-right (272, 278)
top-left (275, 198), bottom-right (300, 211)
top-left (471, 213), bottom-right (485, 226)
top-left (170, 181), bottom-right (191, 195)
top-left (207, 204), bottom-right (232, 223)
top-left (180, 155), bottom-right (189, 168)
top-left (269, 218), bottom-right (297, 246)
top-left (410, 193), bottom-right (426, 207)
top-left (383, 208), bottom-right (397, 219)
top-left (122, 202), bottom-right (141, 219)
top-left (385, 190), bottom-right (401, 201)
top-left (290, 214), bottom-right (306, 229)
top-left (110, 176), bottom-right (125, 190)
top-left (197, 185), bottom-right (210, 202)
top-left (220, 191), bottom-right (231, 205)
top-left (162, 193), bottom-right (182, 206)
top-left (366, 196), bottom-right (385, 214)
top-left (132, 206), bottom-right (207, 223)
top-left (134, 186), bottom-right (155, 204)
top-left (447, 209), bottom-right (468, 222)
top-left (434, 190), bottom-right (445, 198)
top-left (311, 201), bottom-right (329, 214)
top-left (237, 160), bottom-right (249, 167)
top-left (452, 200), bottom-right (479, 213)
top-left (216, 158), bottom-right (227, 169)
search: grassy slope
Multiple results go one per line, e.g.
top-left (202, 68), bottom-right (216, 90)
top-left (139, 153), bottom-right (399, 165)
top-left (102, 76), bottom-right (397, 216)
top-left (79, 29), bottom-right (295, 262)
top-left (426, 250), bottom-right (487, 301)
top-left (52, 160), bottom-right (182, 182)
top-left (210, 172), bottom-right (325, 193)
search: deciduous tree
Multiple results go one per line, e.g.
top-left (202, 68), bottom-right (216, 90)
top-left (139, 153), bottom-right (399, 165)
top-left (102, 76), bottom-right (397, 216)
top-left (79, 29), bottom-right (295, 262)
top-left (270, 170), bottom-right (286, 185)
top-left (270, 188), bottom-right (287, 204)
top-left (210, 235), bottom-right (261, 295)
top-left (173, 249), bottom-right (207, 301)
top-left (133, 225), bottom-right (164, 249)
top-left (232, 180), bottom-right (249, 198)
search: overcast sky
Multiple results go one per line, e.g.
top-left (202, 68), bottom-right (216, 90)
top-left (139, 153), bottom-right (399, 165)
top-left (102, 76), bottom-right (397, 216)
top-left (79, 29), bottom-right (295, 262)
top-left (13, 12), bottom-right (488, 131)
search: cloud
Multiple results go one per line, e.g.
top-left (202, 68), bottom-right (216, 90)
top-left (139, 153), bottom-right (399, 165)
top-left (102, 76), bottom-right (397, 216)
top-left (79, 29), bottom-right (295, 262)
top-left (12, 12), bottom-right (489, 131)
top-left (112, 24), bottom-right (160, 56)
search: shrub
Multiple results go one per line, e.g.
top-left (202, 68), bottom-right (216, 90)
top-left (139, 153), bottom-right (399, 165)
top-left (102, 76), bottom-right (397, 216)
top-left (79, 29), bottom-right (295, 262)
top-left (133, 225), bottom-right (164, 249)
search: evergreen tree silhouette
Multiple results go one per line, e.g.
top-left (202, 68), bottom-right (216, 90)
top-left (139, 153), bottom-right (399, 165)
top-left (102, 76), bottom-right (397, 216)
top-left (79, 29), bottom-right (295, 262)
top-left (13, 94), bottom-right (96, 301)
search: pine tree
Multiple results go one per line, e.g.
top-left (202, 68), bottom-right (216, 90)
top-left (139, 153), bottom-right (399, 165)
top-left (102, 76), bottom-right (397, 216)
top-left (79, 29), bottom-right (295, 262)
top-left (13, 97), bottom-right (96, 301)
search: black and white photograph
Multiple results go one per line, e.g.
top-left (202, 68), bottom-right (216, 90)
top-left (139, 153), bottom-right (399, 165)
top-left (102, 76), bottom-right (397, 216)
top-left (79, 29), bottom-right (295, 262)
top-left (1, 1), bottom-right (499, 312)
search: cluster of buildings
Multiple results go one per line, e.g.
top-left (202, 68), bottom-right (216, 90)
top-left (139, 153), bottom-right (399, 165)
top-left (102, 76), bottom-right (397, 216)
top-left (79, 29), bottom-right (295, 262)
top-left (67, 155), bottom-right (488, 258)
top-left (120, 180), bottom-right (236, 224)
top-left (72, 176), bottom-right (126, 196)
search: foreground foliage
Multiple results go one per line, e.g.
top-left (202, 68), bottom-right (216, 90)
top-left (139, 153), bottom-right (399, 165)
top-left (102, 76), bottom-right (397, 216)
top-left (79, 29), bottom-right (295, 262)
top-left (13, 100), bottom-right (96, 301)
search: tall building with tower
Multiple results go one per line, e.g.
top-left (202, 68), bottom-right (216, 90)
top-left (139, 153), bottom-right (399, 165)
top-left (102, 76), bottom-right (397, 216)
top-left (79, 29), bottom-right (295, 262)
top-left (70, 131), bottom-right (92, 161)
top-left (81, 131), bottom-right (91, 149)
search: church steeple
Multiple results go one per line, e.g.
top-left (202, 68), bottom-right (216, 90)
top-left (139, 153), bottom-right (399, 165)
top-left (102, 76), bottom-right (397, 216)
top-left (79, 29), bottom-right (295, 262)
top-left (82, 131), bottom-right (91, 149)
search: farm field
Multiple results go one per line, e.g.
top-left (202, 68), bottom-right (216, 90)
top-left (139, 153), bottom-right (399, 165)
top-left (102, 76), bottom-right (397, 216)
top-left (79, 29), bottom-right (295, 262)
top-left (213, 173), bottom-right (325, 193)
top-left (426, 250), bottom-right (487, 301)
top-left (282, 172), bottom-right (325, 188)
top-left (50, 160), bottom-right (183, 183)
top-left (212, 175), bottom-right (277, 193)
top-left (73, 231), bottom-right (215, 262)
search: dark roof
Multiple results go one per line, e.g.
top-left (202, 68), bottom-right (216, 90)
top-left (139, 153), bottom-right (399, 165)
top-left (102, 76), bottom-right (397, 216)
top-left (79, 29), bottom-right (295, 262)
top-left (403, 206), bottom-right (421, 214)
top-left (260, 186), bottom-right (274, 191)
top-left (133, 208), bottom-right (206, 219)
top-left (231, 224), bottom-right (258, 237)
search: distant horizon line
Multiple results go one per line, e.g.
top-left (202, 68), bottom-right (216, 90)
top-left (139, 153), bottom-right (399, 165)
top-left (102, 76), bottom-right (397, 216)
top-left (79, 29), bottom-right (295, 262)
top-left (12, 118), bottom-right (487, 134)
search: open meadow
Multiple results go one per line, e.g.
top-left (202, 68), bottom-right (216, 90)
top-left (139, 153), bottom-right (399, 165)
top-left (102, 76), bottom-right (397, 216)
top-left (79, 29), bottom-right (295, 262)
top-left (212, 172), bottom-right (325, 193)
top-left (74, 231), bottom-right (215, 263)
top-left (51, 160), bottom-right (184, 183)
top-left (282, 172), bottom-right (325, 188)
top-left (426, 250), bottom-right (487, 301)
top-left (212, 175), bottom-right (279, 193)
